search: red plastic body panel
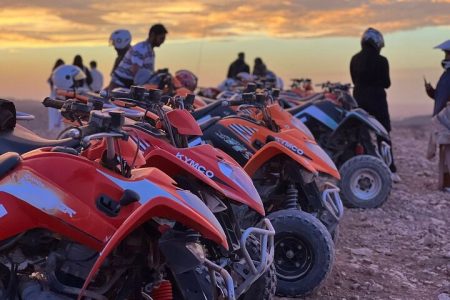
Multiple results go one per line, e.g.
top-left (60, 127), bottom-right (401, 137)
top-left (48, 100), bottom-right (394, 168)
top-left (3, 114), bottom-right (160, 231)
top-left (219, 111), bottom-right (340, 180)
top-left (1, 150), bottom-right (227, 252)
top-left (166, 109), bottom-right (203, 136)
top-left (125, 126), bottom-right (265, 216)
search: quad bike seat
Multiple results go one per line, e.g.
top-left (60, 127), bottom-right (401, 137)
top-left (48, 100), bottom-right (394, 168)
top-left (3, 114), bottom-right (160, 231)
top-left (199, 116), bottom-right (220, 132)
top-left (0, 152), bottom-right (21, 177)
top-left (191, 100), bottom-right (223, 120)
top-left (0, 125), bottom-right (80, 155)
top-left (287, 101), bottom-right (314, 116)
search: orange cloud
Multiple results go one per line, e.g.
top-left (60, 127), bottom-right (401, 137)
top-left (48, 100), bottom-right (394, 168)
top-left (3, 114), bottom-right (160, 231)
top-left (0, 0), bottom-right (449, 48)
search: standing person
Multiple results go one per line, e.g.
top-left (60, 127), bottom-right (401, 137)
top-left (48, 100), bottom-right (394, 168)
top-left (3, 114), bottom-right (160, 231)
top-left (47, 59), bottom-right (65, 131)
top-left (252, 57), bottom-right (267, 77)
top-left (89, 60), bottom-right (104, 92)
top-left (425, 40), bottom-right (450, 116)
top-left (227, 52), bottom-right (250, 79)
top-left (110, 24), bottom-right (168, 89)
top-left (47, 59), bottom-right (64, 95)
top-left (109, 29), bottom-right (132, 75)
top-left (73, 54), bottom-right (93, 90)
top-left (350, 27), bottom-right (400, 182)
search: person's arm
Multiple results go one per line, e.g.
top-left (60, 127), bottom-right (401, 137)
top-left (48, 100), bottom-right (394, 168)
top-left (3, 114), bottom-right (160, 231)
top-left (349, 56), bottom-right (356, 85)
top-left (227, 62), bottom-right (234, 78)
top-left (381, 57), bottom-right (391, 89)
top-left (425, 83), bottom-right (435, 99)
top-left (434, 75), bottom-right (450, 114)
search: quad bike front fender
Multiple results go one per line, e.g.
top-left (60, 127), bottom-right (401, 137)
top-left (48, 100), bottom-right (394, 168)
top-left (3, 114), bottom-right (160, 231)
top-left (244, 141), bottom-right (318, 178)
top-left (333, 109), bottom-right (389, 140)
top-left (144, 148), bottom-right (225, 196)
top-left (78, 191), bottom-right (228, 300)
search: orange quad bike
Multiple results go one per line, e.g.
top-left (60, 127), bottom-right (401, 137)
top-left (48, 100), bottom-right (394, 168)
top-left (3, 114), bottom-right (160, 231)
top-left (42, 92), bottom-right (277, 300)
top-left (190, 87), bottom-right (343, 297)
top-left (0, 101), bottom-right (236, 299)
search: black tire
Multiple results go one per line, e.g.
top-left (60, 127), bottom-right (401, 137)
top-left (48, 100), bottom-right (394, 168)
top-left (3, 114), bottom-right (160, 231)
top-left (339, 155), bottom-right (392, 208)
top-left (268, 209), bottom-right (334, 297)
top-left (239, 235), bottom-right (277, 300)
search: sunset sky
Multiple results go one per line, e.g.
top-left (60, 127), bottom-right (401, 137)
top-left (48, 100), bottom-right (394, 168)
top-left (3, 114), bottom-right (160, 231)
top-left (0, 0), bottom-right (449, 119)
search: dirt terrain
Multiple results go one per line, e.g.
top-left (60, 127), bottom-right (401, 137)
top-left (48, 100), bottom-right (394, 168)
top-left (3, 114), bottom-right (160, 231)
top-left (301, 120), bottom-right (450, 300)
top-left (12, 99), bottom-right (450, 300)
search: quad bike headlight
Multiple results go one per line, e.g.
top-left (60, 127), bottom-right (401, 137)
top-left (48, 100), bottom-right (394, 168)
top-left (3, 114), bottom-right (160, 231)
top-left (305, 142), bottom-right (338, 174)
top-left (290, 116), bottom-right (315, 140)
top-left (218, 160), bottom-right (261, 203)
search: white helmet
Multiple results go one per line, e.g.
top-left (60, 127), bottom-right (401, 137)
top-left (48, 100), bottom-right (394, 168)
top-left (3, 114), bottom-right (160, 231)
top-left (236, 72), bottom-right (255, 82)
top-left (52, 65), bottom-right (86, 89)
top-left (109, 29), bottom-right (132, 50)
top-left (361, 27), bottom-right (385, 51)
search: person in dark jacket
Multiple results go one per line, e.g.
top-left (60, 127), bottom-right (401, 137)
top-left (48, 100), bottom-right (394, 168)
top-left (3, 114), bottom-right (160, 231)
top-left (350, 27), bottom-right (400, 182)
top-left (73, 54), bottom-right (93, 90)
top-left (227, 52), bottom-right (250, 79)
top-left (425, 40), bottom-right (450, 116)
top-left (253, 57), bottom-right (267, 77)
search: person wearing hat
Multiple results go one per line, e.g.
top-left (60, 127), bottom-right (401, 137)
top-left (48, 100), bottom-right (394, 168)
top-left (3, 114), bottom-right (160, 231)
top-left (425, 40), bottom-right (450, 116)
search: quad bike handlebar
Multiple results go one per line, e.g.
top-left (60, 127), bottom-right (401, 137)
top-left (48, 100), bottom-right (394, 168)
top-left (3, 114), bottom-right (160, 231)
top-left (42, 97), bottom-right (65, 109)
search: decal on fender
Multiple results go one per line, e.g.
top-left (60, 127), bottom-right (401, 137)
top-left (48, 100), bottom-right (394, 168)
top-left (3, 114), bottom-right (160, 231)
top-left (274, 137), bottom-right (304, 156)
top-left (176, 152), bottom-right (215, 178)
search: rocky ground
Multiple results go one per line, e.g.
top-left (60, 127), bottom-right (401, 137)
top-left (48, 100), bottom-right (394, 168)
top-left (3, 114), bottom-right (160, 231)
top-left (12, 99), bottom-right (450, 300)
top-left (299, 121), bottom-right (450, 300)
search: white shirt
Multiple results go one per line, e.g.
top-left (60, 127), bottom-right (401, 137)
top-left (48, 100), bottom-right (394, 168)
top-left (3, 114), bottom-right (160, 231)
top-left (112, 40), bottom-right (155, 86)
top-left (90, 67), bottom-right (104, 92)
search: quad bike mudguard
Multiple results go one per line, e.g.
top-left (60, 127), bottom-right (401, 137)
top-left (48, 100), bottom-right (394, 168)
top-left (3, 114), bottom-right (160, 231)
top-left (78, 188), bottom-right (228, 299)
top-left (332, 108), bottom-right (389, 140)
top-left (244, 140), bottom-right (317, 178)
top-left (143, 148), bottom-right (225, 194)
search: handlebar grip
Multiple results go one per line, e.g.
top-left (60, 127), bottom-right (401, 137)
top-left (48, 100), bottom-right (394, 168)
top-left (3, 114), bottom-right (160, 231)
top-left (222, 99), bottom-right (248, 106)
top-left (42, 97), bottom-right (65, 109)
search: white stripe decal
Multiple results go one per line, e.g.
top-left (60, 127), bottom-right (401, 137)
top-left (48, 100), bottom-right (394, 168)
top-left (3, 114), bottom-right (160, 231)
top-left (0, 170), bottom-right (76, 217)
top-left (236, 124), bottom-right (254, 135)
top-left (229, 124), bottom-right (251, 141)
top-left (97, 169), bottom-right (179, 205)
top-left (0, 205), bottom-right (7, 218)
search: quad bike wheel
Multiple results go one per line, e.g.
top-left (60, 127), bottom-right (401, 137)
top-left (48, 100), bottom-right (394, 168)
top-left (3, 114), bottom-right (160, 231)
top-left (339, 155), bottom-right (392, 208)
top-left (268, 209), bottom-right (334, 297)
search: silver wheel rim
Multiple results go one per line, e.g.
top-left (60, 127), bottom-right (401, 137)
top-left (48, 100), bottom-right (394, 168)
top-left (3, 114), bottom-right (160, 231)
top-left (349, 168), bottom-right (382, 201)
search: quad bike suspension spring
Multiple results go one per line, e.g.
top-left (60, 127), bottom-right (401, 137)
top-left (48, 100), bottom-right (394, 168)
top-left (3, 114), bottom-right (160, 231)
top-left (285, 183), bottom-right (298, 209)
top-left (151, 280), bottom-right (173, 300)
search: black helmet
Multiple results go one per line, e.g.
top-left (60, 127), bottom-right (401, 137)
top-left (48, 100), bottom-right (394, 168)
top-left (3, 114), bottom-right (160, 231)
top-left (361, 27), bottom-right (385, 51)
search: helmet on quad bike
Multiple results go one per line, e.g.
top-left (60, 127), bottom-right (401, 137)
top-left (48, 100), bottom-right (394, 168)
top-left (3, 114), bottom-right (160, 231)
top-left (175, 70), bottom-right (198, 91)
top-left (109, 29), bottom-right (132, 50)
top-left (236, 72), bottom-right (255, 83)
top-left (52, 65), bottom-right (86, 89)
top-left (361, 27), bottom-right (385, 51)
